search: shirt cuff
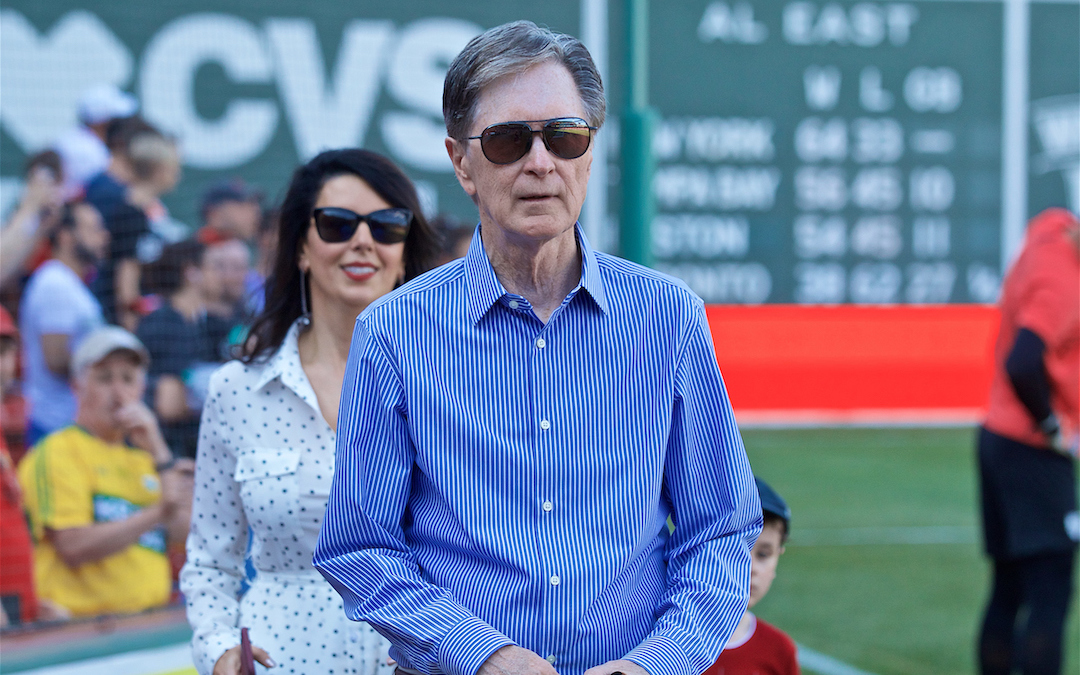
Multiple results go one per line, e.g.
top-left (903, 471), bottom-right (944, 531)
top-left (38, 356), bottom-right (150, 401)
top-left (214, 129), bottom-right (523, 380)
top-left (195, 628), bottom-right (242, 675)
top-left (437, 615), bottom-right (514, 675)
top-left (625, 635), bottom-right (694, 675)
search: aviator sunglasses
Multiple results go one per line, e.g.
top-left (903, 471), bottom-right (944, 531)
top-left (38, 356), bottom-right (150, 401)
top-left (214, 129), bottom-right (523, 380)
top-left (312, 207), bottom-right (412, 244)
top-left (468, 117), bottom-right (596, 165)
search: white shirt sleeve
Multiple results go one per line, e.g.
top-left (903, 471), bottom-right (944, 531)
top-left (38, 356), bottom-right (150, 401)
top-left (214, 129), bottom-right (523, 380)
top-left (180, 366), bottom-right (249, 675)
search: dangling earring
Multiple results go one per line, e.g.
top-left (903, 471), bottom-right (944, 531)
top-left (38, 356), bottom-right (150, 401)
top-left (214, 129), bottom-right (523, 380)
top-left (299, 268), bottom-right (312, 327)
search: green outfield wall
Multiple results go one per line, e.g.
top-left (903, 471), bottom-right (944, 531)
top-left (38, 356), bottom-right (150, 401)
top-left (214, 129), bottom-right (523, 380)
top-left (2, 0), bottom-right (1076, 303)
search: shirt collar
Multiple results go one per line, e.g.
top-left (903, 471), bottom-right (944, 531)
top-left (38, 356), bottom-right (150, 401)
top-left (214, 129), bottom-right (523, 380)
top-left (253, 318), bottom-right (307, 392)
top-left (463, 222), bottom-right (609, 326)
top-left (252, 318), bottom-right (331, 430)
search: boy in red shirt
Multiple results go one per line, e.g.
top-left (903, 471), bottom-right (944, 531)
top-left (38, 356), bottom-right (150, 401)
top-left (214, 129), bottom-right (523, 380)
top-left (704, 478), bottom-right (799, 675)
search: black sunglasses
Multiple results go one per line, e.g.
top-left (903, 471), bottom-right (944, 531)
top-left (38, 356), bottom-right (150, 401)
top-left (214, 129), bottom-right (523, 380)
top-left (311, 207), bottom-right (412, 244)
top-left (468, 117), bottom-right (596, 165)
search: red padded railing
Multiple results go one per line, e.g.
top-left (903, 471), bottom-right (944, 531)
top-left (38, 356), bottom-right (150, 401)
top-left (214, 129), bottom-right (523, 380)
top-left (705, 305), bottom-right (1000, 425)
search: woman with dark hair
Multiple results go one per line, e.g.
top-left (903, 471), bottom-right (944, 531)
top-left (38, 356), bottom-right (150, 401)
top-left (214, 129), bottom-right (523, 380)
top-left (181, 149), bottom-right (439, 675)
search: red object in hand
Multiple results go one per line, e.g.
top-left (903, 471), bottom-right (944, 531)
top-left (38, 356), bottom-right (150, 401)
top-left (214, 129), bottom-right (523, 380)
top-left (240, 627), bottom-right (255, 675)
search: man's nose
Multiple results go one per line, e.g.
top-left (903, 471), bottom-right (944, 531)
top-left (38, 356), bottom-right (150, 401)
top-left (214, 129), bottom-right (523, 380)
top-left (521, 131), bottom-right (555, 173)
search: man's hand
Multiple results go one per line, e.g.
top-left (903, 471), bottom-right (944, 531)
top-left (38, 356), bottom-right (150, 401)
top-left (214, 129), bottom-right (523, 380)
top-left (583, 659), bottom-right (650, 675)
top-left (478, 645), bottom-right (559, 675)
top-left (23, 166), bottom-right (62, 218)
top-left (1041, 414), bottom-right (1079, 458)
top-left (1047, 428), bottom-right (1079, 458)
top-left (115, 400), bottom-right (169, 461)
top-left (158, 457), bottom-right (195, 520)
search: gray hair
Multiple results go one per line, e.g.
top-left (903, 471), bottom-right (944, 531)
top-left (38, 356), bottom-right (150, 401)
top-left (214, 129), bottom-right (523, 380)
top-left (443, 20), bottom-right (606, 140)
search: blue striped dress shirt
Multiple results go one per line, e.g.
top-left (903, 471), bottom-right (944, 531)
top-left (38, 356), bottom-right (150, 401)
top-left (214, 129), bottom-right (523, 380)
top-left (314, 225), bottom-right (762, 675)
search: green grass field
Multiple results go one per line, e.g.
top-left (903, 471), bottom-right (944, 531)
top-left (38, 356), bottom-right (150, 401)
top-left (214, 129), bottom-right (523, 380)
top-left (740, 426), bottom-right (1079, 675)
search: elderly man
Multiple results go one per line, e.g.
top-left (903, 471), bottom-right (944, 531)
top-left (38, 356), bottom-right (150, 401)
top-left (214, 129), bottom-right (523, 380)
top-left (315, 20), bottom-right (761, 675)
top-left (17, 326), bottom-right (189, 618)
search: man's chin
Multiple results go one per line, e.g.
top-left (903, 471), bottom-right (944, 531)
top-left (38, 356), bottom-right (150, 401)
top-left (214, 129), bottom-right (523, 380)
top-left (504, 215), bottom-right (576, 240)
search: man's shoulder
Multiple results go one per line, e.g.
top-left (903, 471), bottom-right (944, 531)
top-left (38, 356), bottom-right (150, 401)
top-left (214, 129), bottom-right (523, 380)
top-left (25, 262), bottom-right (88, 303)
top-left (25, 260), bottom-right (74, 289)
top-left (593, 251), bottom-right (704, 311)
top-left (137, 306), bottom-right (191, 348)
top-left (22, 264), bottom-right (97, 326)
top-left (84, 173), bottom-right (125, 214)
top-left (138, 305), bottom-right (184, 332)
top-left (54, 126), bottom-right (106, 158)
top-left (26, 426), bottom-right (99, 465)
top-left (107, 201), bottom-right (150, 232)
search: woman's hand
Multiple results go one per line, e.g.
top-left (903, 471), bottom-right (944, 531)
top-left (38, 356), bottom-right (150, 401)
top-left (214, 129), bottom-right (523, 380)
top-left (213, 644), bottom-right (276, 674)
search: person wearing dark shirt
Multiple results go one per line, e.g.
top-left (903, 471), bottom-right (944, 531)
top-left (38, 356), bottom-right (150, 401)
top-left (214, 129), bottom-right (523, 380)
top-left (86, 118), bottom-right (180, 330)
top-left (137, 240), bottom-right (220, 459)
top-left (85, 117), bottom-right (153, 326)
top-left (0, 306), bottom-right (37, 625)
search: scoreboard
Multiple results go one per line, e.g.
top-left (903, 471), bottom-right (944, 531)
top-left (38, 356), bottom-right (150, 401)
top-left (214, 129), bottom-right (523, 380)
top-left (640, 0), bottom-right (1079, 303)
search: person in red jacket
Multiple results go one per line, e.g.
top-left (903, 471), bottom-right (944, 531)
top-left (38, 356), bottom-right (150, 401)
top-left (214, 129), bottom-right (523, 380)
top-left (0, 306), bottom-right (38, 625)
top-left (977, 208), bottom-right (1079, 675)
top-left (704, 478), bottom-right (799, 675)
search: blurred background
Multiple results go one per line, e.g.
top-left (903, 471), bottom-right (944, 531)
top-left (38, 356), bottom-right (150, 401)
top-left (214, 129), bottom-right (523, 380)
top-left (0, 1), bottom-right (1077, 674)
top-left (3, 0), bottom-right (1076, 298)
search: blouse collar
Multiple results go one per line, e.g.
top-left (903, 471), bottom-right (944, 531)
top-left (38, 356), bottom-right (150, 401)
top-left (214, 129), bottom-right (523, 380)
top-left (253, 319), bottom-right (324, 423)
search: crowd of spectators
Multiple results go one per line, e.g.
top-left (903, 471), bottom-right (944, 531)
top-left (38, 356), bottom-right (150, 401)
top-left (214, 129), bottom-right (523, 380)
top-left (0, 83), bottom-right (257, 624)
top-left (0, 84), bottom-right (471, 628)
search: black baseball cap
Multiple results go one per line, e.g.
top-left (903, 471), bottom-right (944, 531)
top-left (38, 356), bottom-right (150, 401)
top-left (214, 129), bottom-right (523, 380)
top-left (755, 477), bottom-right (791, 529)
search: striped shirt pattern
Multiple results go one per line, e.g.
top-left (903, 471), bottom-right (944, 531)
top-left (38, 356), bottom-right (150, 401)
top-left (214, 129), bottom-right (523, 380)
top-left (315, 226), bottom-right (762, 675)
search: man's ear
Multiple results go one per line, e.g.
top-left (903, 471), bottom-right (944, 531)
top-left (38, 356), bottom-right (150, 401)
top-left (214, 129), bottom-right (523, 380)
top-left (446, 137), bottom-right (477, 199)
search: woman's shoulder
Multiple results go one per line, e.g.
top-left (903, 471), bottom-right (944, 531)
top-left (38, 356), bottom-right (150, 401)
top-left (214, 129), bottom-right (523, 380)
top-left (206, 357), bottom-right (269, 400)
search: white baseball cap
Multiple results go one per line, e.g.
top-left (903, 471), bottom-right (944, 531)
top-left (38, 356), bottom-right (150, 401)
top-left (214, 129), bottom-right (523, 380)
top-left (77, 84), bottom-right (138, 125)
top-left (72, 326), bottom-right (149, 377)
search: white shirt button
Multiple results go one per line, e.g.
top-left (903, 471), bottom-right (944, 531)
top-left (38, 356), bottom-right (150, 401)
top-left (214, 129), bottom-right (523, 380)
top-left (546, 655), bottom-right (556, 664)
top-left (550, 575), bottom-right (560, 586)
top-left (536, 337), bottom-right (546, 349)
top-left (540, 419), bottom-right (550, 430)
top-left (542, 500), bottom-right (553, 512)
top-left (509, 300), bottom-right (519, 309)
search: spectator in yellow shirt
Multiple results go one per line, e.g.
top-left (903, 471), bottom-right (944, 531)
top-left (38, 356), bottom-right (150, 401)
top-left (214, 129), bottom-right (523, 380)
top-left (17, 326), bottom-right (191, 618)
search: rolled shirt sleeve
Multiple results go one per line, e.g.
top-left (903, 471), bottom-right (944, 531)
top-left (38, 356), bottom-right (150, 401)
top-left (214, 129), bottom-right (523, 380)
top-left (180, 370), bottom-right (249, 674)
